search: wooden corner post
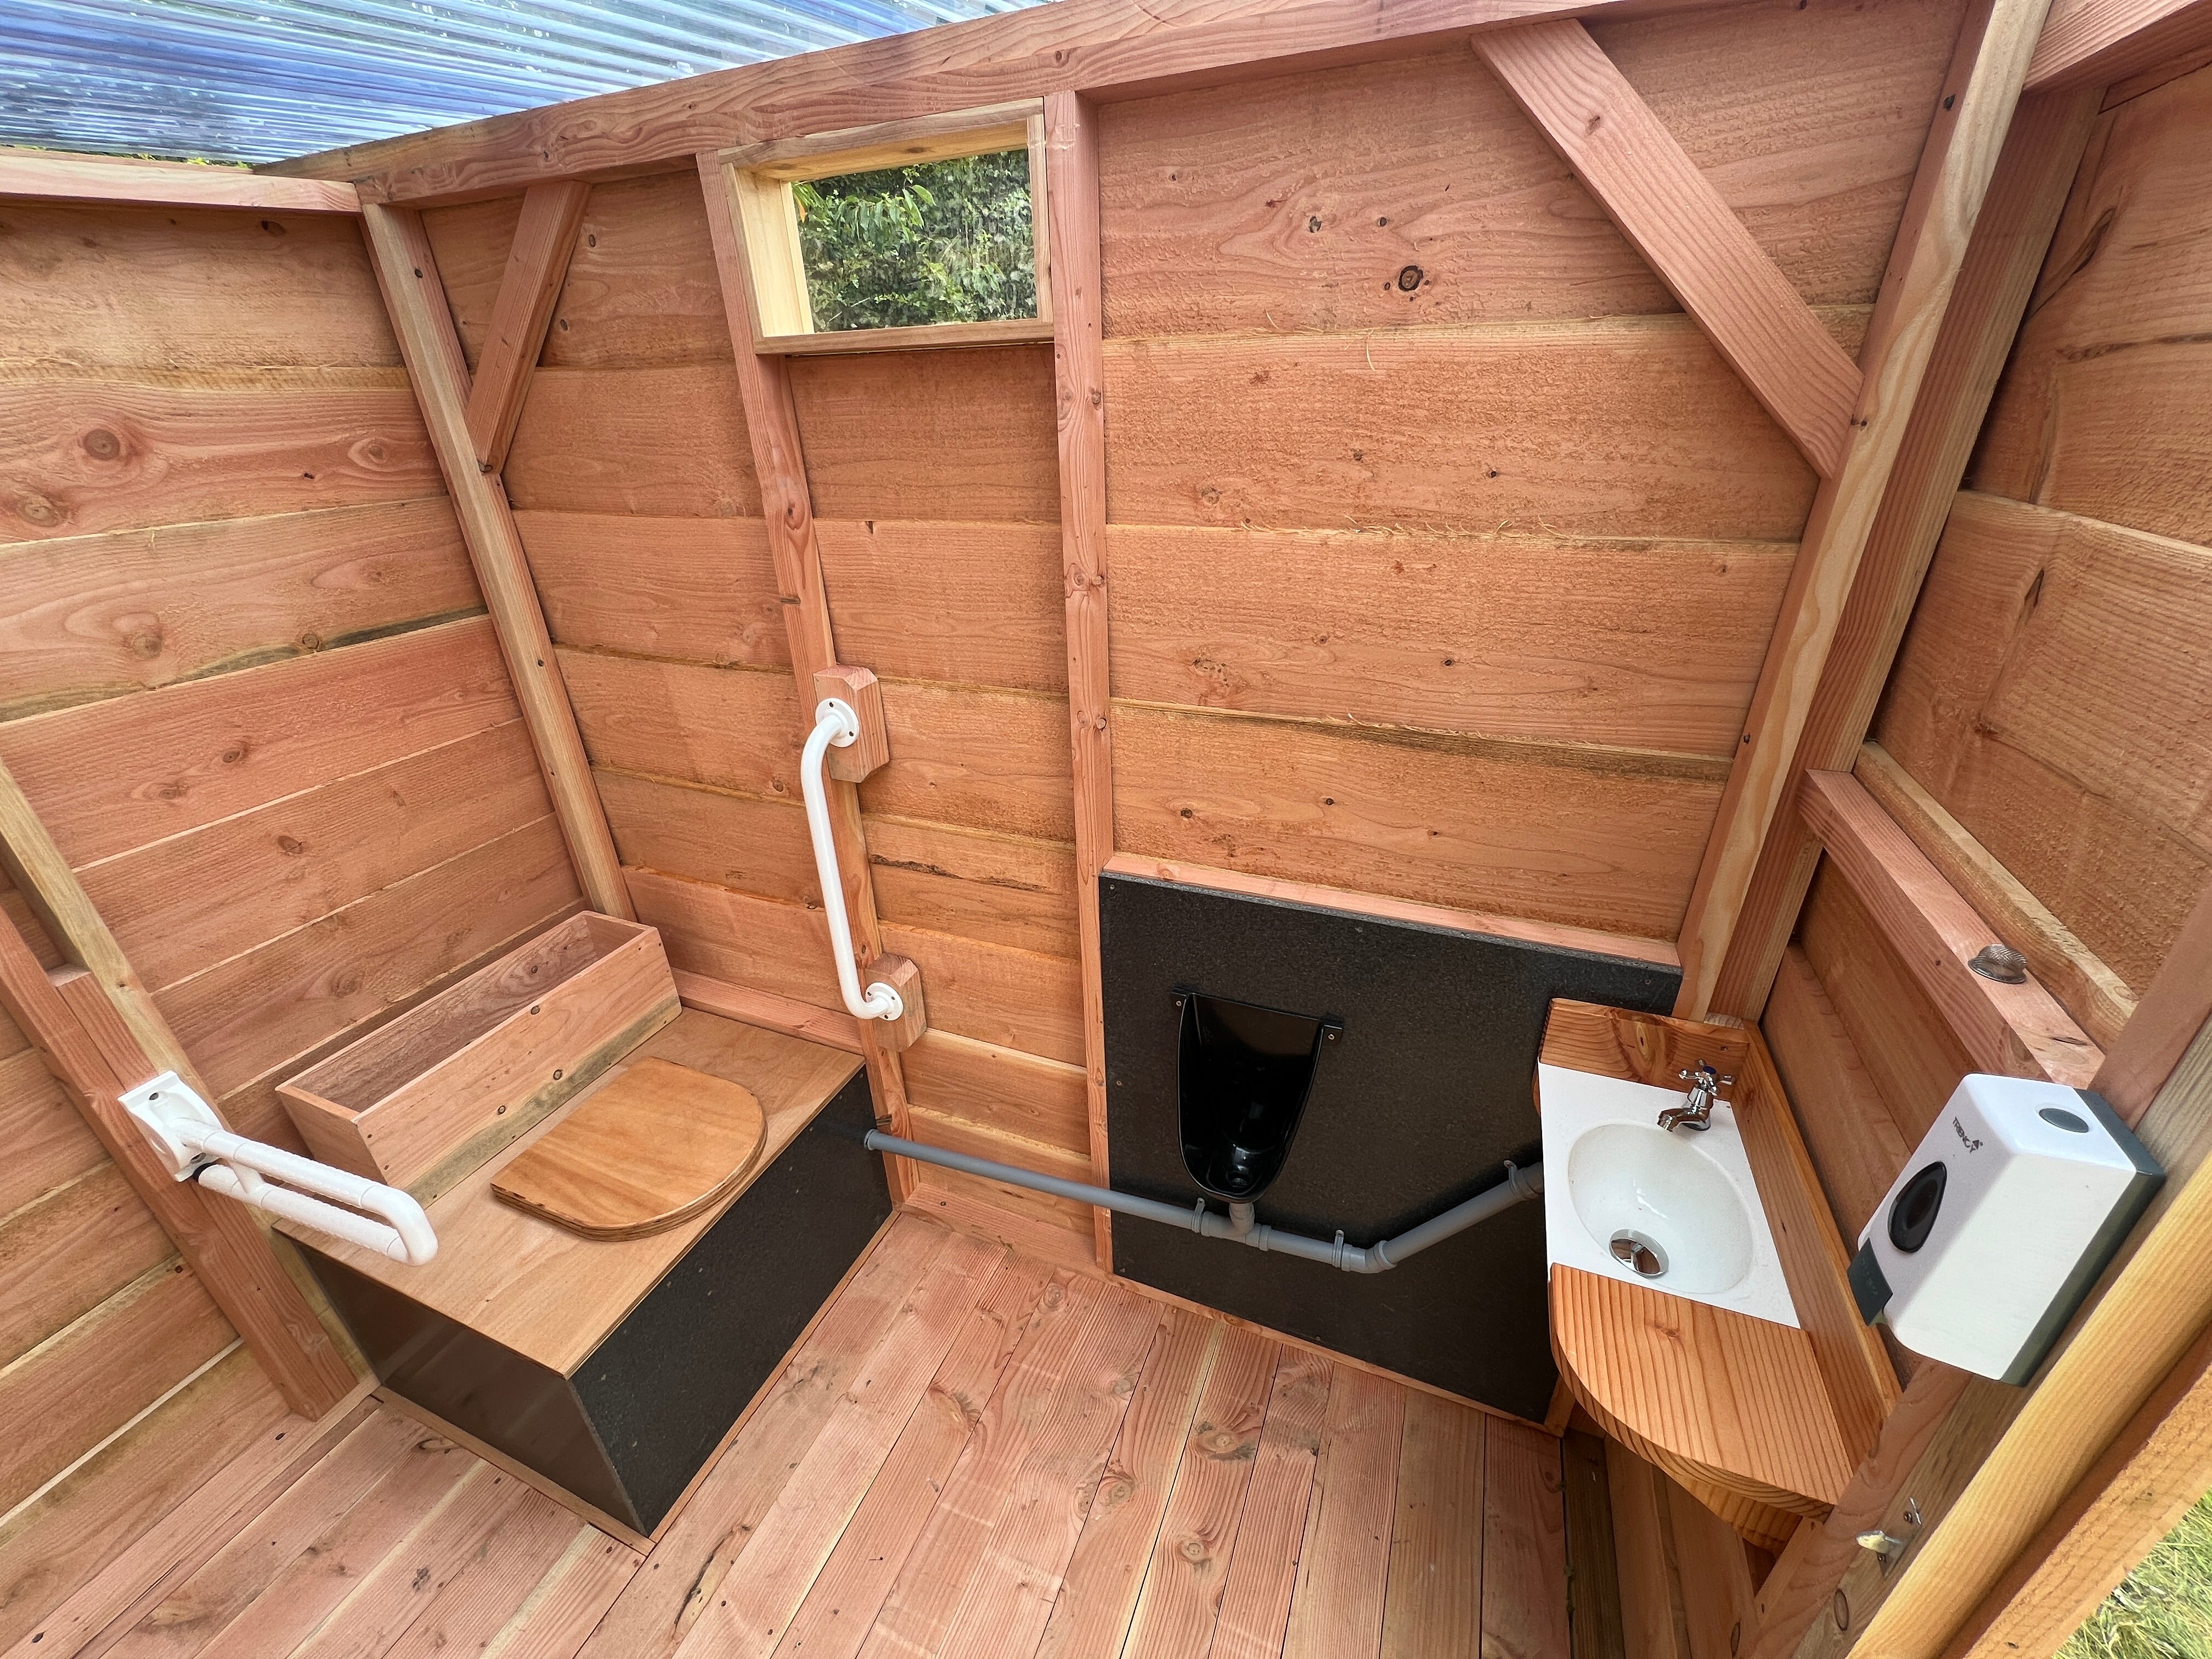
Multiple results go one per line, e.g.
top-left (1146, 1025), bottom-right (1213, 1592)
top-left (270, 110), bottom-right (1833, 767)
top-left (1668, 0), bottom-right (2063, 1020)
top-left (1043, 90), bottom-right (1117, 1272)
top-left (694, 151), bottom-right (924, 1196)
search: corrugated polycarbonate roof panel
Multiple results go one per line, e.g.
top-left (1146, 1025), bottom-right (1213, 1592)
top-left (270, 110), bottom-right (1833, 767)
top-left (1, 0), bottom-right (1050, 165)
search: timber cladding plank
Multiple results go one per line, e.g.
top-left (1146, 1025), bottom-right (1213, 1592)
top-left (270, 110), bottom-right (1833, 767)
top-left (1798, 859), bottom-right (1973, 1149)
top-left (879, 921), bottom-right (1084, 1066)
top-left (0, 1346), bottom-right (291, 1651)
top-left (155, 815), bottom-right (582, 1100)
top-left (0, 1046), bottom-right (103, 1218)
top-left (0, 374), bottom-right (442, 544)
top-left (1970, 69), bottom-right (2212, 538)
top-left (1101, 317), bottom-right (1834, 539)
top-left (865, 816), bottom-right (1080, 960)
top-left (817, 518), bottom-right (1066, 693)
top-left (551, 172), bottom-right (732, 370)
top-left (789, 347), bottom-right (1060, 523)
top-left (1107, 525), bottom-right (1793, 759)
top-left (1874, 490), bottom-right (2212, 991)
top-left (419, 194), bottom-right (526, 371)
top-left (505, 364), bottom-right (758, 516)
top-left (0, 1162), bottom-right (172, 1367)
top-left (0, 498), bottom-right (481, 725)
top-left (82, 721), bottom-right (554, 993)
top-left (594, 766), bottom-right (817, 906)
top-left (1095, 0), bottom-right (1960, 337)
top-left (0, 616), bottom-right (521, 867)
top-left (0, 201), bottom-right (398, 371)
top-left (0, 1260), bottom-right (235, 1517)
top-left (562, 648), bottom-right (1076, 843)
top-left (628, 866), bottom-right (845, 1012)
top-left (515, 511), bottom-right (786, 668)
top-left (1110, 700), bottom-right (1725, 940)
top-left (898, 1027), bottom-right (1090, 1158)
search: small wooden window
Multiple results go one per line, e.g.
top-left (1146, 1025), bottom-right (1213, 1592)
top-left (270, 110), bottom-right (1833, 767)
top-left (718, 100), bottom-right (1052, 355)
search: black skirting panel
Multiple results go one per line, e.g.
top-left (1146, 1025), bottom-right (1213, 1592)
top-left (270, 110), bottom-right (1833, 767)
top-left (307, 1070), bottom-right (890, 1533)
top-left (1099, 872), bottom-right (1679, 1423)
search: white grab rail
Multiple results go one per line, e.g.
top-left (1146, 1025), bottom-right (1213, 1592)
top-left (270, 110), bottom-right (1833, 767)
top-left (124, 1072), bottom-right (437, 1265)
top-left (802, 697), bottom-right (905, 1024)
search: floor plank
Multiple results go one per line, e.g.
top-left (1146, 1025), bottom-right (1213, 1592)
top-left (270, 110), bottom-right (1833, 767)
top-left (578, 1214), bottom-right (955, 1659)
top-left (1034, 1307), bottom-right (1220, 1659)
top-left (1121, 1325), bottom-right (1279, 1659)
top-left (1382, 1390), bottom-right (1488, 1659)
top-left (1282, 1367), bottom-right (1407, 1659)
top-left (770, 1255), bottom-right (1063, 1659)
top-left (1210, 1346), bottom-right (1334, 1659)
top-left (116, 1420), bottom-right (479, 1659)
top-left (1482, 1418), bottom-right (1573, 1659)
top-left (671, 1229), bottom-right (1008, 1659)
top-left (15, 1212), bottom-right (1572, 1659)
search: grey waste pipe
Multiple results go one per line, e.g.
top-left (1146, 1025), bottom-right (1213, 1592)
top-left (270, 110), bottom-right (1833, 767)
top-left (862, 1130), bottom-right (1542, 1274)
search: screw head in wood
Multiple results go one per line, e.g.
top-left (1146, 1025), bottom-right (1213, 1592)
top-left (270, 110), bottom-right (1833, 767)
top-left (1968, 943), bottom-right (2028, 983)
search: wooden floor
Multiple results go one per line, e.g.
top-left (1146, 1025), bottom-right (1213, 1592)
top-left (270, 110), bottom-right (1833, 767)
top-left (48, 1212), bottom-right (1571, 1658)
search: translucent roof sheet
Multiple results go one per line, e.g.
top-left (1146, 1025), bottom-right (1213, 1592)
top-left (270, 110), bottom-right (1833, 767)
top-left (1, 0), bottom-right (1049, 166)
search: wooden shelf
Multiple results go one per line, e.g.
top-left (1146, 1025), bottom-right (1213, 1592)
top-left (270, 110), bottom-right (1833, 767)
top-left (1539, 1001), bottom-right (1900, 1550)
top-left (289, 1008), bottom-right (860, 1375)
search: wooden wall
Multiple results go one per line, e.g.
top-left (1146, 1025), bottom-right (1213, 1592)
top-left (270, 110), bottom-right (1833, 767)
top-left (1093, 0), bottom-right (1960, 939)
top-left (410, 0), bottom-right (1973, 1242)
top-left (1764, 59), bottom-right (2212, 1257)
top-left (0, 196), bottom-right (578, 1638)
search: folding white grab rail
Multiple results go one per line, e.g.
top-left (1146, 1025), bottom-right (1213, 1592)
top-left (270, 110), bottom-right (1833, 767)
top-left (124, 1071), bottom-right (438, 1265)
top-left (802, 696), bottom-right (906, 1024)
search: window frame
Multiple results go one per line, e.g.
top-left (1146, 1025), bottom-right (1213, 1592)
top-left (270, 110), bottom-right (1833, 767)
top-left (717, 99), bottom-right (1053, 355)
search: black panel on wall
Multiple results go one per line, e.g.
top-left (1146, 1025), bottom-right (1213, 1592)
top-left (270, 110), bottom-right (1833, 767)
top-left (1099, 872), bottom-right (1679, 1423)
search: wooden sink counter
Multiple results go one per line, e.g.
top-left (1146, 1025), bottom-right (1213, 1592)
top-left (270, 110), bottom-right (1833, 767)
top-left (289, 1008), bottom-right (861, 1374)
top-left (1541, 1001), bottom-right (1899, 1551)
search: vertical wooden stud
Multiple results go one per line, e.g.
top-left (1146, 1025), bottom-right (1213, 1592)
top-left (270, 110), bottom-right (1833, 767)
top-left (1043, 91), bottom-right (1115, 1271)
top-left (696, 152), bottom-right (918, 1198)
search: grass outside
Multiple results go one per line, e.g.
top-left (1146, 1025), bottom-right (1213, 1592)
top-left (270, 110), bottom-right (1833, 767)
top-left (2061, 1491), bottom-right (2212, 1659)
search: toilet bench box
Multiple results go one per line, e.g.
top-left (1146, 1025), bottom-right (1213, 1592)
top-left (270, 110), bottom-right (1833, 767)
top-left (278, 912), bottom-right (680, 1203)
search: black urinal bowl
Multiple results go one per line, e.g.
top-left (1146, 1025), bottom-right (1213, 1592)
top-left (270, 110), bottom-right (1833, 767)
top-left (1176, 990), bottom-right (1338, 1201)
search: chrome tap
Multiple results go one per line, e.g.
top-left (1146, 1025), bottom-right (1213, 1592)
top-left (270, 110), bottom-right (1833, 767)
top-left (1659, 1063), bottom-right (1733, 1132)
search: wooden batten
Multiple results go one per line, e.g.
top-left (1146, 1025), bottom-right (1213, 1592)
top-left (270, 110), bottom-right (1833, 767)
top-left (1671, 0), bottom-right (2060, 1020)
top-left (0, 759), bottom-right (359, 1419)
top-left (1694, 87), bottom-right (2103, 1022)
top-left (464, 179), bottom-right (591, 474)
top-left (358, 204), bottom-right (635, 923)
top-left (1796, 770), bottom-right (2103, 1087)
top-left (694, 150), bottom-right (923, 1193)
top-left (0, 149), bottom-right (361, 211)
top-left (1474, 20), bottom-right (1861, 477)
top-left (2025, 0), bottom-right (2212, 87)
top-left (1043, 91), bottom-right (1115, 1272)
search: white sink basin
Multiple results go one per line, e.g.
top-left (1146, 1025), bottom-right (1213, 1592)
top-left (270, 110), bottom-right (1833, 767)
top-left (1538, 1063), bottom-right (1799, 1327)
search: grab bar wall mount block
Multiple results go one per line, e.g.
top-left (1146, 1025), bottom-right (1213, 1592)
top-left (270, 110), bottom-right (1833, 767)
top-left (125, 1070), bottom-right (439, 1265)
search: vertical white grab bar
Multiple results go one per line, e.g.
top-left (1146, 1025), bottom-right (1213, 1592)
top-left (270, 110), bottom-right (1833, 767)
top-left (802, 698), bottom-right (906, 1024)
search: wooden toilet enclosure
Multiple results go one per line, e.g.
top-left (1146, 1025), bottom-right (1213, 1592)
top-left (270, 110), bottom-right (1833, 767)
top-left (2, 0), bottom-right (2210, 1654)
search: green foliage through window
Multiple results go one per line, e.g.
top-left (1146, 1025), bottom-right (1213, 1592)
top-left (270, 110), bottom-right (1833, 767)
top-left (794, 149), bottom-right (1036, 331)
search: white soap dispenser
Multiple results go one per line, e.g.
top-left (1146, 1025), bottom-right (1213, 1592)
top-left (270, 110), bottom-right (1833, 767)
top-left (1850, 1075), bottom-right (2162, 1385)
